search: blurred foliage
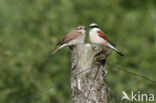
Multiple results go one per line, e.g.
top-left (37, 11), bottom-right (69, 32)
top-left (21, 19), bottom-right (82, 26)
top-left (0, 0), bottom-right (156, 103)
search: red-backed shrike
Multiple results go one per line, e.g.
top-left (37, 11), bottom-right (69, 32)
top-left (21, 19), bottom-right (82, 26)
top-left (89, 23), bottom-right (124, 56)
top-left (51, 26), bottom-right (87, 55)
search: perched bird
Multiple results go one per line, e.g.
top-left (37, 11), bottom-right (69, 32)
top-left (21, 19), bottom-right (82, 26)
top-left (89, 23), bottom-right (124, 56)
top-left (51, 26), bottom-right (87, 55)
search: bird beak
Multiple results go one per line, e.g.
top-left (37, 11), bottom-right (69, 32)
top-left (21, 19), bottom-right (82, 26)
top-left (84, 27), bottom-right (87, 30)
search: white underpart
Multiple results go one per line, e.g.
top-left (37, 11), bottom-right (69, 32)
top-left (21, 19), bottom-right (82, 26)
top-left (79, 29), bottom-right (86, 35)
top-left (78, 79), bottom-right (81, 90)
top-left (90, 28), bottom-right (120, 53)
top-left (89, 28), bottom-right (108, 45)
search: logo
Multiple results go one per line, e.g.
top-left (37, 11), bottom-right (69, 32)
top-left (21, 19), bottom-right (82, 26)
top-left (121, 91), bottom-right (155, 102)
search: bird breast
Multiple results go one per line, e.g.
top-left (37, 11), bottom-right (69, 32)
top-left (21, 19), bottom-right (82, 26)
top-left (67, 33), bottom-right (85, 45)
top-left (89, 28), bottom-right (107, 45)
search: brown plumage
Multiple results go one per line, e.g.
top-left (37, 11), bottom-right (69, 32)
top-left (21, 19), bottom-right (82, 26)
top-left (57, 31), bottom-right (82, 46)
top-left (89, 23), bottom-right (124, 56)
top-left (97, 30), bottom-right (116, 47)
top-left (51, 26), bottom-right (86, 55)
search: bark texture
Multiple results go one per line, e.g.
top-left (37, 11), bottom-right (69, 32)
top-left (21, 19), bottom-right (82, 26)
top-left (70, 44), bottom-right (110, 103)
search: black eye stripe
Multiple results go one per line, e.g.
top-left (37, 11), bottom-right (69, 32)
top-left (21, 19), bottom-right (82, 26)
top-left (90, 25), bottom-right (98, 29)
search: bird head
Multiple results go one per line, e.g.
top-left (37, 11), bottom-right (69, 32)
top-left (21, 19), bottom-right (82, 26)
top-left (75, 26), bottom-right (87, 34)
top-left (90, 23), bottom-right (99, 29)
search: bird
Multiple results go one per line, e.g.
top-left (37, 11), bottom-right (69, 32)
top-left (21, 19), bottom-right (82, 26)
top-left (51, 26), bottom-right (87, 55)
top-left (89, 23), bottom-right (124, 56)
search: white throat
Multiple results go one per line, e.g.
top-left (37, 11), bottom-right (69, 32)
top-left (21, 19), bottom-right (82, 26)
top-left (89, 28), bottom-right (104, 44)
top-left (90, 28), bottom-right (100, 32)
top-left (77, 29), bottom-right (86, 34)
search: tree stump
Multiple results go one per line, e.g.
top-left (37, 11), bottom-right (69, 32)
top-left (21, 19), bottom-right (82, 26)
top-left (70, 44), bottom-right (110, 103)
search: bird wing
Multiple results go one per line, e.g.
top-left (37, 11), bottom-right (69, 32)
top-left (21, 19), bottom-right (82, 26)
top-left (97, 30), bottom-right (116, 47)
top-left (57, 31), bottom-right (81, 46)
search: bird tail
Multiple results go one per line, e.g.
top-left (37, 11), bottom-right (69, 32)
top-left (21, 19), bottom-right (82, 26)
top-left (50, 44), bottom-right (66, 56)
top-left (107, 43), bottom-right (124, 56)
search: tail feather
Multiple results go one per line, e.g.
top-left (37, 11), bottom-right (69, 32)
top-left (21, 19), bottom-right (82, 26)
top-left (107, 43), bottom-right (124, 56)
top-left (116, 50), bottom-right (124, 56)
top-left (50, 44), bottom-right (66, 56)
top-left (51, 47), bottom-right (61, 56)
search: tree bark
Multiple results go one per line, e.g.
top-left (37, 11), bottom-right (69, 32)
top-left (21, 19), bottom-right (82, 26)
top-left (70, 44), bottom-right (110, 103)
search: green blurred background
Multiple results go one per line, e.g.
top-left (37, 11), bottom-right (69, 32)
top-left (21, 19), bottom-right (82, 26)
top-left (0, 0), bottom-right (156, 103)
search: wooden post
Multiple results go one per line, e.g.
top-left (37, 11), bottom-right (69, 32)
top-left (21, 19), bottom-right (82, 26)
top-left (70, 44), bottom-right (110, 103)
